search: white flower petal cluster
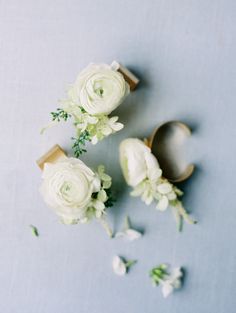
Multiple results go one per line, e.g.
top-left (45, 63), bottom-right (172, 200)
top-left (40, 158), bottom-right (112, 225)
top-left (62, 102), bottom-right (124, 146)
top-left (161, 267), bottom-right (183, 298)
top-left (119, 138), bottom-right (195, 229)
top-left (150, 264), bottom-right (183, 298)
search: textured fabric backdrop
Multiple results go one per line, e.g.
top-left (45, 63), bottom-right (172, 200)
top-left (0, 1), bottom-right (235, 312)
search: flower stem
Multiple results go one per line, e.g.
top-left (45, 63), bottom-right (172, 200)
top-left (99, 217), bottom-right (113, 238)
top-left (124, 215), bottom-right (131, 230)
top-left (125, 260), bottom-right (137, 268)
top-left (176, 201), bottom-right (197, 225)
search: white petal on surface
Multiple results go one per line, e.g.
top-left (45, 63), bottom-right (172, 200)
top-left (157, 183), bottom-right (172, 194)
top-left (156, 196), bottom-right (169, 211)
top-left (162, 282), bottom-right (174, 298)
top-left (112, 256), bottom-right (126, 276)
top-left (172, 267), bottom-right (183, 280)
top-left (114, 232), bottom-right (126, 238)
top-left (125, 229), bottom-right (142, 241)
top-left (172, 279), bottom-right (181, 289)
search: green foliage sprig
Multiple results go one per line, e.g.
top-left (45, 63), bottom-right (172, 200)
top-left (71, 130), bottom-right (91, 158)
top-left (104, 188), bottom-right (115, 208)
top-left (51, 108), bottom-right (71, 122)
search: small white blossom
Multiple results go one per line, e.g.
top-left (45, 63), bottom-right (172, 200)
top-left (115, 216), bottom-right (142, 241)
top-left (150, 264), bottom-right (183, 298)
top-left (112, 256), bottom-right (137, 276)
top-left (161, 267), bottom-right (183, 298)
top-left (112, 256), bottom-right (127, 276)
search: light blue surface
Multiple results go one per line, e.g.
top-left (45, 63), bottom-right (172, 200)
top-left (0, 1), bottom-right (236, 312)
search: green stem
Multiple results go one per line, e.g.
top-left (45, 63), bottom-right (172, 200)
top-left (124, 215), bottom-right (131, 230)
top-left (99, 217), bottom-right (113, 238)
top-left (125, 260), bottom-right (137, 268)
top-left (176, 201), bottom-right (197, 225)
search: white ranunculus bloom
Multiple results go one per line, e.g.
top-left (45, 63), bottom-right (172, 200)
top-left (119, 138), bottom-right (196, 230)
top-left (69, 63), bottom-right (130, 115)
top-left (119, 138), bottom-right (162, 187)
top-left (40, 158), bottom-right (100, 224)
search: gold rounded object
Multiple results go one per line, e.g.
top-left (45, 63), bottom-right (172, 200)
top-left (148, 121), bottom-right (194, 183)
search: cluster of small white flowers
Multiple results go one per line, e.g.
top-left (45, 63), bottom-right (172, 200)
top-left (119, 138), bottom-right (196, 230)
top-left (80, 165), bottom-right (112, 223)
top-left (63, 104), bottom-right (124, 145)
top-left (150, 264), bottom-right (183, 298)
top-left (130, 173), bottom-right (183, 211)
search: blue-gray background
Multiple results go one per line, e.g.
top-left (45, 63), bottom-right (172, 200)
top-left (0, 1), bottom-right (235, 312)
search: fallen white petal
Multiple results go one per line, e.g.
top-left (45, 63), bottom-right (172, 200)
top-left (172, 267), bottom-right (183, 280)
top-left (125, 229), bottom-right (142, 241)
top-left (112, 256), bottom-right (126, 276)
top-left (162, 282), bottom-right (174, 298)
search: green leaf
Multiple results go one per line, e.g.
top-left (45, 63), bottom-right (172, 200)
top-left (29, 225), bottom-right (39, 237)
top-left (71, 130), bottom-right (91, 158)
top-left (104, 188), bottom-right (115, 208)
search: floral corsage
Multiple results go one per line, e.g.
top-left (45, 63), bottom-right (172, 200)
top-left (40, 157), bottom-right (114, 236)
top-left (119, 138), bottom-right (197, 230)
top-left (44, 63), bottom-right (131, 157)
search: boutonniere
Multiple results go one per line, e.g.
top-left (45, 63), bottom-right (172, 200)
top-left (37, 145), bottom-right (114, 236)
top-left (119, 138), bottom-right (197, 230)
top-left (42, 62), bottom-right (139, 157)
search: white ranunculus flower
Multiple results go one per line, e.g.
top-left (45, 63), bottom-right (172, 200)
top-left (40, 158), bottom-right (100, 224)
top-left (69, 63), bottom-right (130, 115)
top-left (119, 138), bottom-right (162, 187)
top-left (119, 138), bottom-right (196, 230)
